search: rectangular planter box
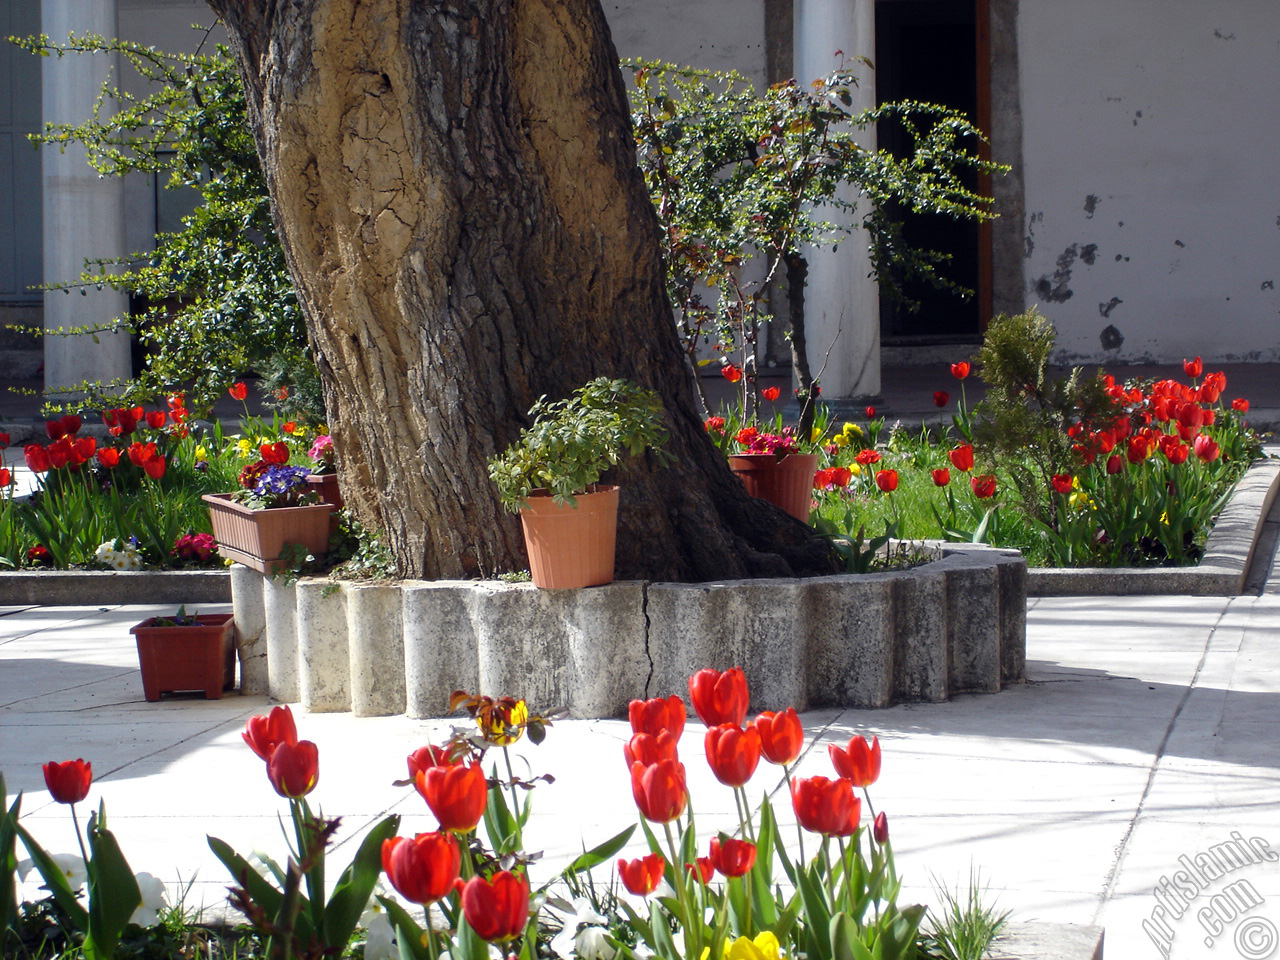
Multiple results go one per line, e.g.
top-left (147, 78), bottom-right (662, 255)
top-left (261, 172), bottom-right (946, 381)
top-left (130, 613), bottom-right (236, 701)
top-left (203, 493), bottom-right (334, 575)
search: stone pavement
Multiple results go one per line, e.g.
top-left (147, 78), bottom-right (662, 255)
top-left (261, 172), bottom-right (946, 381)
top-left (3, 595), bottom-right (1278, 959)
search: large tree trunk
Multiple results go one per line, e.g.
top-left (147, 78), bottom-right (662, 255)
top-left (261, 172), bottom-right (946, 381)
top-left (204, 0), bottom-right (835, 582)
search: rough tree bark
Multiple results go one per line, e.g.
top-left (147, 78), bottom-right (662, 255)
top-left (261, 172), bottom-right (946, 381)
top-left (204, 0), bottom-right (835, 582)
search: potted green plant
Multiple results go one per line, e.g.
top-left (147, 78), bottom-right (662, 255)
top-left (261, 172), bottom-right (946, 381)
top-left (129, 606), bottom-right (237, 701)
top-left (488, 377), bottom-right (669, 589)
top-left (202, 459), bottom-right (335, 574)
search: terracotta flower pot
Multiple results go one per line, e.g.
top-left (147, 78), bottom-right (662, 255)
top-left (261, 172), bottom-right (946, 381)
top-left (518, 485), bottom-right (619, 589)
top-left (728, 452), bottom-right (820, 522)
top-left (202, 493), bottom-right (335, 574)
top-left (305, 472), bottom-right (343, 511)
top-left (130, 613), bottom-right (236, 701)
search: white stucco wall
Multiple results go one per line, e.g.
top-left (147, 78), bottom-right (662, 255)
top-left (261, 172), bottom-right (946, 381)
top-left (604, 0), bottom-right (766, 85)
top-left (1018, 0), bottom-right (1280, 364)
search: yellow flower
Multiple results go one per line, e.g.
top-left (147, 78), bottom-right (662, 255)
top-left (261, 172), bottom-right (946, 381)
top-left (236, 438), bottom-right (252, 458)
top-left (810, 427), bottom-right (823, 444)
top-left (831, 433), bottom-right (850, 448)
top-left (849, 463), bottom-right (862, 477)
top-left (700, 932), bottom-right (786, 960)
top-left (842, 422), bottom-right (862, 438)
top-left (317, 423), bottom-right (329, 435)
top-left (1160, 510), bottom-right (1169, 525)
top-left (1069, 491), bottom-right (1096, 512)
top-left (195, 445), bottom-right (208, 460)
top-left (478, 698), bottom-right (529, 746)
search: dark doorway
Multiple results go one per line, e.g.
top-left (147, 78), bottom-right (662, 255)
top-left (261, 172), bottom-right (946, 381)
top-left (875, 0), bottom-right (984, 342)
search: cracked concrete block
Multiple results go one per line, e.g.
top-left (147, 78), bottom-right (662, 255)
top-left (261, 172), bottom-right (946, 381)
top-left (261, 576), bottom-right (298, 703)
top-left (296, 580), bottom-right (350, 712)
top-left (996, 553), bottom-right (1028, 684)
top-left (347, 584), bottom-right (405, 717)
top-left (403, 581), bottom-right (480, 718)
top-left (647, 579), bottom-right (806, 713)
top-left (943, 558), bottom-right (1002, 694)
top-left (805, 574), bottom-right (896, 709)
top-left (893, 568), bottom-right (948, 703)
top-left (230, 563), bottom-right (268, 696)
top-left (561, 580), bottom-right (648, 718)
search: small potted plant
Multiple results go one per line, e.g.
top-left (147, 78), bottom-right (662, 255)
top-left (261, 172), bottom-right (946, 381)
top-left (129, 606), bottom-right (237, 701)
top-left (202, 451), bottom-right (335, 574)
top-left (703, 413), bottom-right (824, 523)
top-left (488, 377), bottom-right (669, 589)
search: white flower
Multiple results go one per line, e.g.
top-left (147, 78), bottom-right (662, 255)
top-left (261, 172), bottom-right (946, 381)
top-left (550, 898), bottom-right (614, 960)
top-left (18, 852), bottom-right (87, 892)
top-left (358, 901), bottom-right (397, 960)
top-left (130, 872), bottom-right (167, 926)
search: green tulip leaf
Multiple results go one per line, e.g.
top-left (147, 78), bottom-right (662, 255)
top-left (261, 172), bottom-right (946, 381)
top-left (84, 806), bottom-right (142, 960)
top-left (377, 895), bottom-right (430, 960)
top-left (16, 823), bottom-right (89, 930)
top-left (322, 813), bottom-right (399, 950)
top-left (561, 824), bottom-right (635, 878)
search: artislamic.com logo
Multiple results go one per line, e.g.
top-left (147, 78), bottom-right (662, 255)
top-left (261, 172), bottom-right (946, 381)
top-left (1144, 831), bottom-right (1278, 959)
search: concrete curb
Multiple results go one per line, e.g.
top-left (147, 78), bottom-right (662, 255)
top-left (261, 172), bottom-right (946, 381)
top-left (989, 922), bottom-right (1104, 960)
top-left (1027, 453), bottom-right (1280, 596)
top-left (0, 568), bottom-right (230, 605)
top-left (231, 542), bottom-right (1028, 719)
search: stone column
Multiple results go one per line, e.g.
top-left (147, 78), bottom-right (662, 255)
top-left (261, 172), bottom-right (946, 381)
top-left (41, 0), bottom-right (132, 396)
top-left (792, 0), bottom-right (880, 398)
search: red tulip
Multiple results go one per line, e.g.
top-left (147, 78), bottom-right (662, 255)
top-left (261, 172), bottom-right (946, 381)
top-left (933, 391), bottom-right (949, 408)
top-left (950, 361), bottom-right (970, 380)
top-left (267, 740), bottom-right (319, 798)
top-left (704, 416), bottom-right (726, 433)
top-left (875, 469), bottom-right (899, 493)
top-left (260, 441), bottom-right (290, 465)
top-left (462, 871), bottom-right (529, 943)
top-left (45, 419), bottom-right (66, 441)
top-left (761, 386), bottom-right (780, 401)
top-left (828, 735), bottom-right (881, 787)
top-left (710, 837), bottom-right (756, 878)
top-left (630, 759), bottom-right (687, 823)
top-left (932, 467), bottom-right (951, 487)
top-left (1127, 435), bottom-right (1152, 464)
top-left (243, 704), bottom-right (298, 761)
top-left (46, 438), bottom-right (73, 470)
top-left (1232, 398), bottom-right (1249, 413)
top-left (685, 857), bottom-right (714, 884)
top-left (829, 466), bottom-right (852, 488)
top-left (1050, 474), bottom-right (1073, 494)
top-left (754, 708), bottom-right (803, 765)
top-left (96, 447), bottom-right (121, 469)
top-left (43, 759), bottom-right (92, 805)
top-left (855, 448), bottom-right (881, 466)
top-left (1183, 356), bottom-right (1202, 379)
top-left (229, 382), bottom-right (248, 401)
top-left (406, 744), bottom-right (452, 780)
top-left (0, 468), bottom-right (10, 488)
top-left (873, 811), bottom-right (890, 845)
top-left (970, 474), bottom-right (997, 499)
top-left (865, 406), bottom-right (877, 419)
top-left (721, 363), bottom-right (743, 384)
top-left (415, 761), bottom-right (488, 832)
top-left (704, 724), bottom-right (761, 787)
top-left (1194, 435), bottom-right (1221, 462)
top-left (382, 832), bottom-right (460, 904)
top-left (142, 455), bottom-right (167, 479)
top-left (23, 445), bottom-right (50, 474)
top-left (1163, 440), bottom-right (1189, 465)
top-left (1106, 454), bottom-right (1125, 475)
top-left (948, 444), bottom-right (974, 472)
top-left (617, 853), bottom-right (665, 896)
top-left (628, 695), bottom-right (686, 740)
top-left (0, 432), bottom-right (9, 448)
top-left (688, 667), bottom-right (749, 727)
top-left (791, 776), bottom-right (860, 837)
top-left (625, 730), bottom-right (680, 768)
top-left (144, 410), bottom-right (166, 430)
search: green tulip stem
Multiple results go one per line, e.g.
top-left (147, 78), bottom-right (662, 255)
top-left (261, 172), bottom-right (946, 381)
top-left (422, 905), bottom-right (439, 960)
top-left (782, 765), bottom-right (806, 864)
top-left (500, 745), bottom-right (523, 847)
top-left (68, 802), bottom-right (90, 876)
top-left (662, 819), bottom-right (700, 960)
top-left (458, 830), bottom-right (476, 879)
top-left (835, 834), bottom-right (849, 906)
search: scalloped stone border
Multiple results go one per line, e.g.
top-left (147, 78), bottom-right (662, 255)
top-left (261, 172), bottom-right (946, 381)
top-left (229, 543), bottom-right (1027, 718)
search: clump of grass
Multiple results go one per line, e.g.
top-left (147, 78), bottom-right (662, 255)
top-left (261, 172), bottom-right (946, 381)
top-left (919, 869), bottom-right (1011, 960)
